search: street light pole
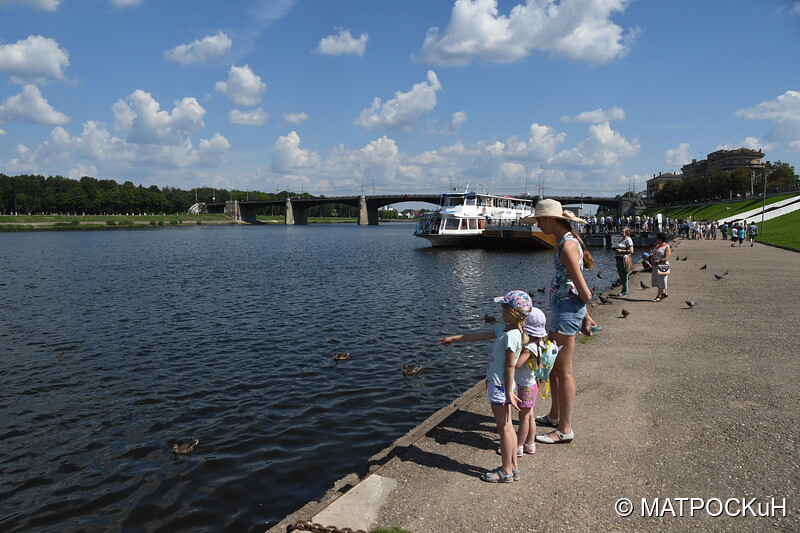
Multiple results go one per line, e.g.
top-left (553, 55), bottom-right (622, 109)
top-left (761, 167), bottom-right (767, 234)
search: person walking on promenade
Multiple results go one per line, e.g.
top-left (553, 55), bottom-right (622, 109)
top-left (521, 199), bottom-right (594, 445)
top-left (613, 227), bottom-right (634, 297)
top-left (651, 232), bottom-right (671, 302)
top-left (437, 290), bottom-right (532, 483)
top-left (738, 224), bottom-right (746, 247)
top-left (748, 221), bottom-right (758, 246)
top-left (730, 223), bottom-right (739, 247)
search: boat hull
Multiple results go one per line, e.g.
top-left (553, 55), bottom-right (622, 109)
top-left (415, 225), bottom-right (557, 249)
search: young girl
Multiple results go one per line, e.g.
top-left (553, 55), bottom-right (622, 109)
top-left (512, 308), bottom-right (549, 457)
top-left (437, 290), bottom-right (532, 483)
top-left (522, 199), bottom-right (595, 445)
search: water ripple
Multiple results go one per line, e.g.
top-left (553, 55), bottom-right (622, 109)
top-left (0, 225), bottom-right (618, 532)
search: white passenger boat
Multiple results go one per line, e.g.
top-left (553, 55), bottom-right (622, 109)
top-left (414, 191), bottom-right (556, 248)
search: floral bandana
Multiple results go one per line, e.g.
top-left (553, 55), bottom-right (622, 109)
top-left (492, 290), bottom-right (532, 316)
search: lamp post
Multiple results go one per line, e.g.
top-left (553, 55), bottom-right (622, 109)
top-left (760, 167), bottom-right (767, 234)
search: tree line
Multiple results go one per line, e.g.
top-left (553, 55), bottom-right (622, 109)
top-left (0, 174), bottom-right (360, 218)
top-left (653, 161), bottom-right (797, 205)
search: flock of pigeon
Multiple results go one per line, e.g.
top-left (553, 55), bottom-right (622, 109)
top-left (593, 253), bottom-right (731, 316)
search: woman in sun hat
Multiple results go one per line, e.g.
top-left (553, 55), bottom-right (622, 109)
top-left (521, 199), bottom-right (595, 444)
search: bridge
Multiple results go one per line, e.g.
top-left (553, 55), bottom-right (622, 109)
top-left (206, 194), bottom-right (638, 225)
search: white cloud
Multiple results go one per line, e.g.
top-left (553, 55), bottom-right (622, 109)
top-left (440, 111), bottom-right (467, 134)
top-left (214, 64), bottom-right (266, 106)
top-left (735, 90), bottom-right (800, 151)
top-left (110, 0), bottom-right (142, 7)
top-left (112, 89), bottom-right (206, 145)
top-left (271, 131), bottom-right (321, 171)
top-left (0, 35), bottom-right (70, 82)
top-left (67, 163), bottom-right (98, 180)
top-left (0, 128), bottom-right (5, 135)
top-left (354, 70), bottom-right (442, 131)
top-left (551, 122), bottom-right (639, 168)
top-left (789, 2), bottom-right (800, 15)
top-left (417, 0), bottom-right (636, 66)
top-left (316, 27), bottom-right (368, 56)
top-left (164, 32), bottom-right (232, 65)
top-left (0, 84), bottom-right (69, 125)
top-left (664, 142), bottom-right (691, 166)
top-left (228, 107), bottom-right (269, 126)
top-left (323, 136), bottom-right (407, 190)
top-left (0, 0), bottom-right (60, 10)
top-left (282, 112), bottom-right (308, 125)
top-left (458, 122), bottom-right (566, 161)
top-left (562, 106), bottom-right (626, 123)
top-left (6, 119), bottom-right (230, 177)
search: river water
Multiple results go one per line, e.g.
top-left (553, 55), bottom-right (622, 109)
top-left (0, 224), bottom-right (617, 532)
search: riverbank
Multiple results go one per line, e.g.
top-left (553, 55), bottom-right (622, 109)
top-left (271, 237), bottom-right (799, 532)
top-left (0, 214), bottom-right (416, 230)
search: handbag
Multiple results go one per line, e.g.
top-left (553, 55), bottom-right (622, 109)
top-left (656, 263), bottom-right (670, 275)
top-left (623, 254), bottom-right (634, 273)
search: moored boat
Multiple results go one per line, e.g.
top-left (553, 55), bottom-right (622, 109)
top-left (413, 191), bottom-right (556, 248)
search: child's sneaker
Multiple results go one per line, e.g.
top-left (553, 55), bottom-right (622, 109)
top-left (523, 442), bottom-right (536, 455)
top-left (497, 446), bottom-right (525, 457)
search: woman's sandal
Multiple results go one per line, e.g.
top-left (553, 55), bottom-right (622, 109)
top-left (661, 293), bottom-right (669, 299)
top-left (653, 296), bottom-right (662, 302)
top-left (534, 414), bottom-right (559, 427)
top-left (535, 429), bottom-right (574, 444)
top-left (481, 467), bottom-right (515, 483)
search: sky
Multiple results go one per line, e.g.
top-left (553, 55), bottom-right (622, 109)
top-left (0, 0), bottom-right (799, 203)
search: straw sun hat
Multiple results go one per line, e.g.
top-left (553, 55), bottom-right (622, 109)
top-left (520, 199), bottom-right (586, 225)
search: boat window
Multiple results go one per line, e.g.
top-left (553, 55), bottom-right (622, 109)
top-left (465, 197), bottom-right (476, 206)
top-left (444, 219), bottom-right (460, 230)
top-left (444, 196), bottom-right (464, 207)
top-left (469, 219), bottom-right (478, 230)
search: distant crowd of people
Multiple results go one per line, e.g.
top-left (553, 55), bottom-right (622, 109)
top-left (581, 214), bottom-right (669, 234)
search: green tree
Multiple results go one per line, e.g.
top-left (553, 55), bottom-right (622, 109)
top-left (767, 161), bottom-right (796, 190)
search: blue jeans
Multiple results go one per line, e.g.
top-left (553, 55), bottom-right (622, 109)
top-left (549, 296), bottom-right (586, 336)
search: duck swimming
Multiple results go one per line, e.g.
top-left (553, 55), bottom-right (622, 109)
top-left (172, 438), bottom-right (199, 454)
top-left (402, 364), bottom-right (422, 377)
top-left (333, 352), bottom-right (350, 361)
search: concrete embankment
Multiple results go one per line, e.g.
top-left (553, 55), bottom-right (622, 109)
top-left (270, 238), bottom-right (799, 533)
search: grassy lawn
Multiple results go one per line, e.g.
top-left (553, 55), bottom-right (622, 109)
top-left (756, 208), bottom-right (800, 250)
top-left (643, 193), bottom-right (796, 222)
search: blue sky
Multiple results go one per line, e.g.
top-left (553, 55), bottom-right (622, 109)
top-left (1, 0), bottom-right (798, 201)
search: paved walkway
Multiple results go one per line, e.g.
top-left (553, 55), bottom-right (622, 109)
top-left (271, 238), bottom-right (799, 533)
